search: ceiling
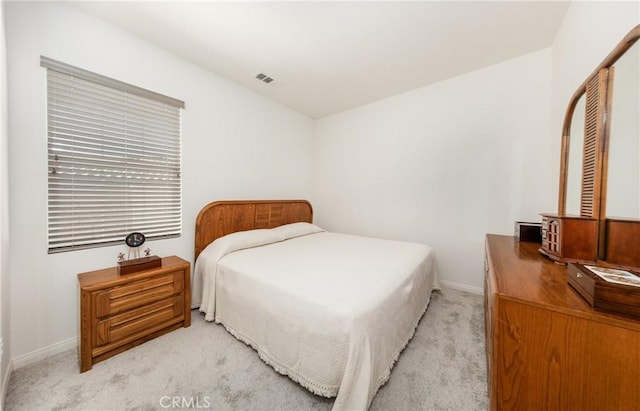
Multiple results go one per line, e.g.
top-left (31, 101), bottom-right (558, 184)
top-left (70, 1), bottom-right (570, 119)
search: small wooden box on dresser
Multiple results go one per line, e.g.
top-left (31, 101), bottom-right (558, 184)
top-left (78, 256), bottom-right (191, 372)
top-left (485, 234), bottom-right (640, 410)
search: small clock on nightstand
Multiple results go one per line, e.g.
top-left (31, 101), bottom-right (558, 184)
top-left (118, 232), bottom-right (161, 275)
top-left (125, 231), bottom-right (146, 260)
top-left (125, 231), bottom-right (146, 249)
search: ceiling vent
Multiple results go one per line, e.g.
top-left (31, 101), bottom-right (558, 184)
top-left (255, 72), bottom-right (274, 84)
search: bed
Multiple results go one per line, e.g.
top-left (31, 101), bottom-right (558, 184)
top-left (192, 200), bottom-right (439, 410)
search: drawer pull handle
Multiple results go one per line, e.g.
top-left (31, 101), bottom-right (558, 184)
top-left (576, 273), bottom-right (583, 278)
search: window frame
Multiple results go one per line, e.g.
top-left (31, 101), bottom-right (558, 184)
top-left (41, 56), bottom-right (185, 253)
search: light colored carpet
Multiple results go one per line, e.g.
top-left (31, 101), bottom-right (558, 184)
top-left (5, 288), bottom-right (487, 411)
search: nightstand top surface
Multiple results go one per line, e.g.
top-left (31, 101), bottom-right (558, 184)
top-left (78, 255), bottom-right (189, 290)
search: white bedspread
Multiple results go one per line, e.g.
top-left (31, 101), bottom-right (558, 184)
top-left (193, 223), bottom-right (439, 410)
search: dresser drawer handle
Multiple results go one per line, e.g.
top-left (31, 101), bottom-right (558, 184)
top-left (576, 272), bottom-right (583, 278)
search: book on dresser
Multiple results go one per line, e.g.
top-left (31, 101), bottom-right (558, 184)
top-left (77, 255), bottom-right (191, 372)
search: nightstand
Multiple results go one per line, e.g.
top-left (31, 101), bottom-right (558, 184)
top-left (78, 256), bottom-right (191, 372)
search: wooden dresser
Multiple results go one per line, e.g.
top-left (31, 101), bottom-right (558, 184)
top-left (78, 255), bottom-right (191, 372)
top-left (485, 234), bottom-right (640, 410)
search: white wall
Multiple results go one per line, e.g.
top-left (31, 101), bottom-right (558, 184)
top-left (312, 0), bottom-right (640, 293)
top-left (313, 49), bottom-right (554, 291)
top-left (5, 2), bottom-right (313, 362)
top-left (4, 0), bottom-right (640, 373)
top-left (0, 0), bottom-right (11, 407)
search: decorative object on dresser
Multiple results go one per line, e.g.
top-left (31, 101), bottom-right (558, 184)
top-left (485, 234), bottom-right (640, 410)
top-left (78, 256), bottom-right (191, 372)
top-left (539, 24), bottom-right (640, 269)
top-left (567, 263), bottom-right (640, 319)
top-left (513, 221), bottom-right (542, 243)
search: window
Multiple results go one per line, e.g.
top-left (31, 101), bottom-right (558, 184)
top-left (41, 57), bottom-right (185, 253)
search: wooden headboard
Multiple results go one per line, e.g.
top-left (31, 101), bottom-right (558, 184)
top-left (194, 199), bottom-right (313, 260)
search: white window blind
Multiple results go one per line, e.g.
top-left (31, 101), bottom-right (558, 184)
top-left (41, 57), bottom-right (185, 253)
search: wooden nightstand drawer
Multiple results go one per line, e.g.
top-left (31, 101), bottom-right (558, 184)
top-left (94, 270), bottom-right (184, 318)
top-left (78, 256), bottom-right (191, 372)
top-left (95, 295), bottom-right (184, 347)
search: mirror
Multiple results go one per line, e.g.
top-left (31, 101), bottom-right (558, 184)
top-left (542, 24), bottom-right (640, 269)
top-left (605, 41), bottom-right (640, 219)
top-left (565, 93), bottom-right (586, 216)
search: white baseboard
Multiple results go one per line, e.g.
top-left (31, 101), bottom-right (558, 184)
top-left (12, 336), bottom-right (77, 370)
top-left (439, 280), bottom-right (483, 295)
top-left (1, 360), bottom-right (12, 411)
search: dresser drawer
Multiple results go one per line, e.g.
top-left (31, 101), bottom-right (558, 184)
top-left (94, 295), bottom-right (184, 348)
top-left (94, 270), bottom-right (184, 318)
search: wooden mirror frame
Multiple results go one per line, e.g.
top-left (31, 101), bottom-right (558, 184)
top-left (542, 24), bottom-right (640, 269)
top-left (558, 25), bottom-right (640, 216)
